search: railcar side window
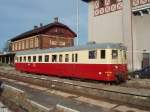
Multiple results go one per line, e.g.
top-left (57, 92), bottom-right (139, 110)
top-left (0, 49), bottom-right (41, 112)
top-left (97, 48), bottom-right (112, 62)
top-left (24, 56), bottom-right (26, 62)
top-left (65, 54), bottom-right (69, 62)
top-left (28, 56), bottom-right (31, 62)
top-left (75, 53), bottom-right (78, 62)
top-left (101, 50), bottom-right (106, 59)
top-left (33, 56), bottom-right (36, 62)
top-left (15, 57), bottom-right (18, 62)
top-left (124, 51), bottom-right (127, 60)
top-left (38, 56), bottom-right (42, 62)
top-left (59, 55), bottom-right (63, 62)
top-left (89, 50), bottom-right (97, 59)
top-left (52, 55), bottom-right (57, 62)
top-left (72, 54), bottom-right (74, 62)
top-left (17, 57), bottom-right (19, 62)
top-left (112, 50), bottom-right (118, 59)
top-left (20, 57), bottom-right (22, 62)
top-left (45, 55), bottom-right (49, 62)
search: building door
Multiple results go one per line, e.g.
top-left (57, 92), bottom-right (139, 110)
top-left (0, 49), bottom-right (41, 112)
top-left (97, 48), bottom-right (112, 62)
top-left (142, 53), bottom-right (150, 68)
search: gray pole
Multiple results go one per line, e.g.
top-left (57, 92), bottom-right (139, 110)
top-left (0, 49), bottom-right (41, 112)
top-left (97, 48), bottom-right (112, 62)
top-left (76, 0), bottom-right (79, 46)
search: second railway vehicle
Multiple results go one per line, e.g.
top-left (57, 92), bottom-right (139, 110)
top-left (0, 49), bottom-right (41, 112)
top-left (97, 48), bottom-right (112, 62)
top-left (15, 43), bottom-right (128, 82)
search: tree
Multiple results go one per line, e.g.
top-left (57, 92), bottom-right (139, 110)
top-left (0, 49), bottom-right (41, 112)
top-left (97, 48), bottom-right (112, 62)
top-left (2, 41), bottom-right (11, 52)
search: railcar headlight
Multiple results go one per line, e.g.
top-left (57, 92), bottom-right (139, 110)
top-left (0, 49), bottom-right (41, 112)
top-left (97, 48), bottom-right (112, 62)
top-left (105, 72), bottom-right (112, 77)
top-left (115, 65), bottom-right (118, 69)
top-left (99, 72), bottom-right (102, 75)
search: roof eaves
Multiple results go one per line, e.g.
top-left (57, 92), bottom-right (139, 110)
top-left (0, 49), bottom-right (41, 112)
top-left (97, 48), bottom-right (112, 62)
top-left (10, 22), bottom-right (77, 42)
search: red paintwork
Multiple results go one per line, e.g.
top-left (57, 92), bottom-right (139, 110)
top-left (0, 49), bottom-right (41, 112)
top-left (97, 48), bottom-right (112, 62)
top-left (15, 63), bottom-right (128, 81)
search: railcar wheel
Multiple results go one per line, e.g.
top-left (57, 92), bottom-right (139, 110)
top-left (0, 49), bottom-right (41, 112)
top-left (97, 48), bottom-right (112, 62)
top-left (116, 74), bottom-right (125, 84)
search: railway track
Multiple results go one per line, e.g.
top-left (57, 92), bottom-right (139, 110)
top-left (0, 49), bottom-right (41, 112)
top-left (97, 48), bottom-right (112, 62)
top-left (0, 67), bottom-right (150, 109)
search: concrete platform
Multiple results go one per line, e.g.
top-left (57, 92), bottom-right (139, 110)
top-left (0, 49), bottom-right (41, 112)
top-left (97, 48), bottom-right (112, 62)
top-left (1, 78), bottom-right (149, 112)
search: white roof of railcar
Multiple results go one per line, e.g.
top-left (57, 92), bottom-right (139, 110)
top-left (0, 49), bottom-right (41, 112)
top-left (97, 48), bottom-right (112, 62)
top-left (16, 43), bottom-right (126, 55)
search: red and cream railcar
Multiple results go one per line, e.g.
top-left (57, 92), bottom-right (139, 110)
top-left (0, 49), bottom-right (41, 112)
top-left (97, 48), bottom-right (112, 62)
top-left (15, 43), bottom-right (128, 82)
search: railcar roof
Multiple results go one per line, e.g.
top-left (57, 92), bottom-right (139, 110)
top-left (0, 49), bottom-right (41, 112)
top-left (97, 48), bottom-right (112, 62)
top-left (16, 43), bottom-right (126, 55)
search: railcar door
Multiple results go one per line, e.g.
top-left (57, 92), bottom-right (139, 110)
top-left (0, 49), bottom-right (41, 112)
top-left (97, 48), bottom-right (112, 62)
top-left (142, 53), bottom-right (150, 68)
top-left (112, 49), bottom-right (119, 64)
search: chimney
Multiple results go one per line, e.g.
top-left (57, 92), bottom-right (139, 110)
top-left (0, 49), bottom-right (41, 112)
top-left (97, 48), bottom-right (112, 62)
top-left (40, 23), bottom-right (43, 27)
top-left (34, 25), bottom-right (38, 29)
top-left (54, 17), bottom-right (59, 23)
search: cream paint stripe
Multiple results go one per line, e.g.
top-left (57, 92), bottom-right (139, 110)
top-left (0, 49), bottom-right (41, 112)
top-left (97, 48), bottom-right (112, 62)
top-left (64, 82), bottom-right (73, 85)
top-left (27, 99), bottom-right (52, 111)
top-left (5, 84), bottom-right (24, 93)
top-left (16, 62), bottom-right (123, 64)
top-left (57, 104), bottom-right (80, 112)
top-left (52, 80), bottom-right (58, 82)
top-left (40, 77), bottom-right (47, 80)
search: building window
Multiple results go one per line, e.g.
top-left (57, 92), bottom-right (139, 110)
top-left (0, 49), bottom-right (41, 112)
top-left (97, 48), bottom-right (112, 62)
top-left (59, 41), bottom-right (65, 46)
top-left (30, 39), bottom-right (34, 48)
top-left (28, 56), bottom-right (31, 62)
top-left (33, 56), bottom-right (36, 62)
top-left (26, 40), bottom-right (29, 49)
top-left (45, 55), bottom-right (49, 62)
top-left (51, 41), bottom-right (57, 45)
top-left (18, 42), bottom-right (21, 50)
top-left (52, 55), bottom-right (57, 62)
top-left (22, 41), bottom-right (25, 50)
top-left (112, 50), bottom-right (118, 59)
top-left (101, 50), bottom-right (106, 59)
top-left (12, 44), bottom-right (15, 51)
top-left (89, 50), bottom-right (97, 59)
top-left (65, 54), bottom-right (69, 62)
top-left (59, 55), bottom-right (63, 62)
top-left (24, 56), bottom-right (26, 62)
top-left (35, 38), bottom-right (39, 48)
top-left (15, 43), bottom-right (18, 51)
top-left (38, 56), bottom-right (42, 62)
top-left (111, 0), bottom-right (117, 5)
top-left (99, 0), bottom-right (105, 8)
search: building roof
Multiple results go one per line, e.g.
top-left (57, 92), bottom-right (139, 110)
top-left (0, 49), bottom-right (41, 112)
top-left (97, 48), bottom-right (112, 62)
top-left (16, 43), bottom-right (126, 55)
top-left (10, 20), bottom-right (77, 42)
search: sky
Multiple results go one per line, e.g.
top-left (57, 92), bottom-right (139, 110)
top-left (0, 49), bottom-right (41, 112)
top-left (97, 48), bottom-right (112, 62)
top-left (0, 0), bottom-right (88, 51)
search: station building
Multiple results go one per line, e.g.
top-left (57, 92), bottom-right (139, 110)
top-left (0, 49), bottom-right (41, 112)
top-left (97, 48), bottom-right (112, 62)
top-left (82, 0), bottom-right (150, 71)
top-left (0, 18), bottom-right (76, 65)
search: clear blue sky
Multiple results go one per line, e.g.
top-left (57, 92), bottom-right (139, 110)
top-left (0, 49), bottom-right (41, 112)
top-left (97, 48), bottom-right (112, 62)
top-left (0, 0), bottom-right (88, 51)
